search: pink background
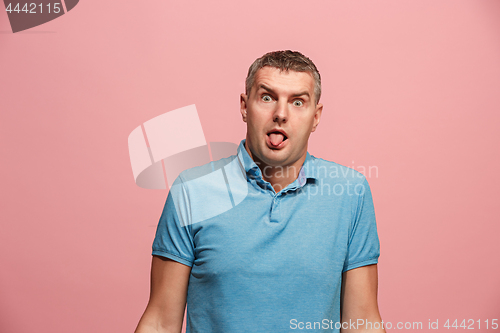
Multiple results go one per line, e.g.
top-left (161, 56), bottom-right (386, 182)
top-left (1, 0), bottom-right (499, 332)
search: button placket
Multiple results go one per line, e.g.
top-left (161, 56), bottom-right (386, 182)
top-left (270, 196), bottom-right (281, 223)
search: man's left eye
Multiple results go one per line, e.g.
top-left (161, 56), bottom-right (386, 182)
top-left (293, 100), bottom-right (303, 107)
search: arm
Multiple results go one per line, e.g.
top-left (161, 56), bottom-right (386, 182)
top-left (135, 255), bottom-right (192, 333)
top-left (340, 264), bottom-right (385, 333)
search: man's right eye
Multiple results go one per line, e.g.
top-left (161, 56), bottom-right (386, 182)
top-left (262, 95), bottom-right (272, 102)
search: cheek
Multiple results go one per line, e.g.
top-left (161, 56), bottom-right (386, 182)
top-left (248, 112), bottom-right (268, 127)
top-left (293, 116), bottom-right (314, 129)
top-left (246, 116), bottom-right (265, 135)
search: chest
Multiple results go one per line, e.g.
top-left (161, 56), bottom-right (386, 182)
top-left (189, 192), bottom-right (353, 281)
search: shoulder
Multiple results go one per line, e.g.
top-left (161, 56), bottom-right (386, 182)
top-left (310, 155), bottom-right (367, 185)
top-left (172, 153), bottom-right (243, 195)
top-left (169, 154), bottom-right (247, 225)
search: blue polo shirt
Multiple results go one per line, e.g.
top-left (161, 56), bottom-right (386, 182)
top-left (152, 138), bottom-right (380, 333)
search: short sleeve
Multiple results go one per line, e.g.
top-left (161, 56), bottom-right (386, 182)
top-left (152, 175), bottom-right (195, 267)
top-left (342, 177), bottom-right (380, 272)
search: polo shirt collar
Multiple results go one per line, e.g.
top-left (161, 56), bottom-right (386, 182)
top-left (236, 139), bottom-right (318, 187)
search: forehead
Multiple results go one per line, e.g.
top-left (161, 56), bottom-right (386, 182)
top-left (252, 66), bottom-right (315, 95)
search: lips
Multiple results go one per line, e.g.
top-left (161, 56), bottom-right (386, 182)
top-left (266, 129), bottom-right (288, 148)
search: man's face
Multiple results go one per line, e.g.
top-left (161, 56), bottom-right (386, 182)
top-left (240, 66), bottom-right (323, 169)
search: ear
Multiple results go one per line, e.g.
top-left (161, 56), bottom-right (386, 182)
top-left (311, 103), bottom-right (323, 132)
top-left (240, 93), bottom-right (248, 122)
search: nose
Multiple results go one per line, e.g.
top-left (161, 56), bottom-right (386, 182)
top-left (273, 100), bottom-right (288, 124)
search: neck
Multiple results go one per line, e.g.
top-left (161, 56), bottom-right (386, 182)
top-left (245, 140), bottom-right (306, 193)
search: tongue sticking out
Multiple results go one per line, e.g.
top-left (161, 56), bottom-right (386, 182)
top-left (269, 132), bottom-right (285, 146)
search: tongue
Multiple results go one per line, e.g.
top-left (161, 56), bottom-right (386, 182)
top-left (269, 133), bottom-right (284, 146)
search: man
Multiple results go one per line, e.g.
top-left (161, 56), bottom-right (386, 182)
top-left (135, 50), bottom-right (385, 333)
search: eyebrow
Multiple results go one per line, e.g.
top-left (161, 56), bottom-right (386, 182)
top-left (258, 84), bottom-right (310, 99)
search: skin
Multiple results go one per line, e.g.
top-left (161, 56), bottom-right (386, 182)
top-left (341, 265), bottom-right (386, 333)
top-left (134, 256), bottom-right (191, 333)
top-left (240, 66), bottom-right (323, 193)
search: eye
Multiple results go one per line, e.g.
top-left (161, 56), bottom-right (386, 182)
top-left (293, 100), bottom-right (304, 107)
top-left (262, 95), bottom-right (272, 102)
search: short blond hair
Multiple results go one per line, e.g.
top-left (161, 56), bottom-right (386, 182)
top-left (245, 50), bottom-right (321, 104)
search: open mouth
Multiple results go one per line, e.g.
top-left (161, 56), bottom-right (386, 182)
top-left (267, 131), bottom-right (288, 147)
